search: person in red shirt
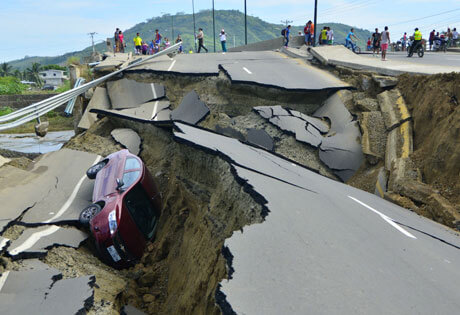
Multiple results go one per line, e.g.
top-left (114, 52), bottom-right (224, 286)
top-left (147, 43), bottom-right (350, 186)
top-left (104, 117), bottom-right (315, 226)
top-left (118, 31), bottom-right (125, 53)
top-left (304, 21), bottom-right (312, 45)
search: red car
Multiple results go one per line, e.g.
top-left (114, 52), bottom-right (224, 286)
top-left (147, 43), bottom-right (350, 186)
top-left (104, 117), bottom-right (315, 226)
top-left (80, 149), bottom-right (162, 268)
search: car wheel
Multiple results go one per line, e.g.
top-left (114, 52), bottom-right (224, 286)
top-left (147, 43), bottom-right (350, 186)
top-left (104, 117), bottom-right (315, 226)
top-left (79, 204), bottom-right (102, 226)
top-left (86, 160), bottom-right (107, 179)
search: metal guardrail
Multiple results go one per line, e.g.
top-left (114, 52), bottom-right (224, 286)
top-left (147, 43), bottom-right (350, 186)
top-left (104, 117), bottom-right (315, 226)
top-left (64, 77), bottom-right (86, 116)
top-left (0, 42), bottom-right (181, 131)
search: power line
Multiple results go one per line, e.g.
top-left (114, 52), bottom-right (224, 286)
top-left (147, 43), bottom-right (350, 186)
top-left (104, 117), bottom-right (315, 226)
top-left (388, 8), bottom-right (460, 27)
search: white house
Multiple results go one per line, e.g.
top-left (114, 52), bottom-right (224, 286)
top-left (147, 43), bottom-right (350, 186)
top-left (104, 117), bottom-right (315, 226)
top-left (38, 69), bottom-right (68, 87)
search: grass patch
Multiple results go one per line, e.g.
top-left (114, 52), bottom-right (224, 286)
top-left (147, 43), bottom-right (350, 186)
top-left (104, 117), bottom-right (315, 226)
top-left (0, 113), bottom-right (74, 134)
top-left (0, 77), bottom-right (27, 95)
top-left (0, 106), bottom-right (14, 116)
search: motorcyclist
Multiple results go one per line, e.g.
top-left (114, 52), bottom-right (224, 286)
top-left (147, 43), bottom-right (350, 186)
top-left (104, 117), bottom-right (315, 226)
top-left (408, 28), bottom-right (422, 56)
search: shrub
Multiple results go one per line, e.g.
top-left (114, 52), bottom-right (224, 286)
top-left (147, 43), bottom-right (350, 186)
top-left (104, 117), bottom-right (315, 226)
top-left (45, 110), bottom-right (58, 118)
top-left (0, 76), bottom-right (27, 95)
top-left (0, 106), bottom-right (14, 116)
top-left (66, 56), bottom-right (81, 65)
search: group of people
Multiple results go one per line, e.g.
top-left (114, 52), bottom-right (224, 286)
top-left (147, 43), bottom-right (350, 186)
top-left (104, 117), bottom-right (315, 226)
top-left (132, 30), bottom-right (179, 55)
top-left (365, 27), bottom-right (424, 60)
top-left (283, 21), bottom-right (334, 47)
top-left (428, 28), bottom-right (458, 51)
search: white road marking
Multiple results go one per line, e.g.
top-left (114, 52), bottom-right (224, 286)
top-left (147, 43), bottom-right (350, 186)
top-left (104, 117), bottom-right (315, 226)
top-left (152, 101), bottom-right (160, 120)
top-left (243, 67), bottom-right (252, 74)
top-left (9, 226), bottom-right (60, 256)
top-left (167, 59), bottom-right (176, 71)
top-left (0, 271), bottom-right (10, 291)
top-left (348, 196), bottom-right (417, 239)
top-left (44, 155), bottom-right (102, 223)
top-left (150, 83), bottom-right (157, 99)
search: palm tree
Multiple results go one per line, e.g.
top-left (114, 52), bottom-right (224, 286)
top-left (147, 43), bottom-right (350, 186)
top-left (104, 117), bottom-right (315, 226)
top-left (13, 69), bottom-right (22, 80)
top-left (26, 62), bottom-right (43, 86)
top-left (0, 62), bottom-right (13, 77)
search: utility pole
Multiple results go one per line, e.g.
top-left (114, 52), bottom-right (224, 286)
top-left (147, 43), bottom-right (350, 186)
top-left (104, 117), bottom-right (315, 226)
top-left (172, 15), bottom-right (175, 40)
top-left (192, 0), bottom-right (197, 52)
top-left (281, 20), bottom-right (293, 27)
top-left (88, 32), bottom-right (97, 53)
top-left (313, 0), bottom-right (318, 47)
top-left (212, 0), bottom-right (216, 52)
top-left (244, 0), bottom-right (247, 45)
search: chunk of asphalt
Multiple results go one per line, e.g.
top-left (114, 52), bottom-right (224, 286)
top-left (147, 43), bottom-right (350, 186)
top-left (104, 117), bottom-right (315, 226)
top-left (254, 106), bottom-right (325, 148)
top-left (7, 225), bottom-right (87, 258)
top-left (314, 92), bottom-right (364, 181)
top-left (215, 125), bottom-right (246, 142)
top-left (112, 100), bottom-right (171, 121)
top-left (0, 259), bottom-right (94, 314)
top-left (111, 128), bottom-right (142, 156)
top-left (170, 90), bottom-right (210, 125)
top-left (107, 78), bottom-right (165, 109)
top-left (78, 87), bottom-right (111, 130)
top-left (246, 129), bottom-right (274, 151)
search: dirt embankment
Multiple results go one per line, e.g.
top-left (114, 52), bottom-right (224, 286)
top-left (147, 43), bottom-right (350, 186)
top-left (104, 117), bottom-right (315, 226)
top-left (64, 117), bottom-right (264, 314)
top-left (398, 73), bottom-right (460, 208)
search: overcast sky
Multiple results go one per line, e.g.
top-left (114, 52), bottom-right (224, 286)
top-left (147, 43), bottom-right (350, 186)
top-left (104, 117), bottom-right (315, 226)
top-left (1, 0), bottom-right (459, 62)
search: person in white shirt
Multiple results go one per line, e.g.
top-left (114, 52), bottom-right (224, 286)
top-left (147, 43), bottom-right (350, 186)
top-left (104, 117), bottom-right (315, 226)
top-left (196, 28), bottom-right (208, 53)
top-left (220, 29), bottom-right (227, 52)
top-left (453, 28), bottom-right (459, 47)
top-left (326, 27), bottom-right (334, 45)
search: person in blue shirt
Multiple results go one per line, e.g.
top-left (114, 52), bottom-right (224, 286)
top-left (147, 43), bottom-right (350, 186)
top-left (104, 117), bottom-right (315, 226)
top-left (346, 28), bottom-right (359, 52)
top-left (284, 25), bottom-right (291, 47)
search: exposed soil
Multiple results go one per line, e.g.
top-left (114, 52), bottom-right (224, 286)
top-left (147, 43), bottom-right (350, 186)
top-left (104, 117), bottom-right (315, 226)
top-left (398, 73), bottom-right (460, 208)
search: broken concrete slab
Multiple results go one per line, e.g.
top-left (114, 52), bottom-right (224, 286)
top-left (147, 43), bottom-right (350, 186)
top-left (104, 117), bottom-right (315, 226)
top-left (107, 78), bottom-right (165, 109)
top-left (253, 105), bottom-right (328, 148)
top-left (172, 122), bottom-right (460, 315)
top-left (9, 149), bottom-right (101, 225)
top-left (0, 155), bottom-right (11, 168)
top-left (385, 121), bottom-right (413, 171)
top-left (116, 100), bottom-right (171, 121)
top-left (111, 128), bottom-right (141, 155)
top-left (7, 225), bottom-right (87, 258)
top-left (0, 259), bottom-right (94, 314)
top-left (361, 111), bottom-right (387, 164)
top-left (246, 129), bottom-right (274, 151)
top-left (78, 87), bottom-right (111, 130)
top-left (215, 125), bottom-right (246, 142)
top-left (378, 89), bottom-right (411, 130)
top-left (355, 98), bottom-right (379, 112)
top-left (314, 92), bottom-right (364, 181)
top-left (94, 53), bottom-right (130, 72)
top-left (170, 90), bottom-right (210, 125)
top-left (0, 237), bottom-right (9, 251)
top-left (388, 157), bottom-right (422, 193)
top-left (372, 74), bottom-right (398, 88)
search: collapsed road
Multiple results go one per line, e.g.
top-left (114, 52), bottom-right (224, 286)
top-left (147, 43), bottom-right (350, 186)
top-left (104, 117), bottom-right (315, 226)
top-left (1, 48), bottom-right (459, 314)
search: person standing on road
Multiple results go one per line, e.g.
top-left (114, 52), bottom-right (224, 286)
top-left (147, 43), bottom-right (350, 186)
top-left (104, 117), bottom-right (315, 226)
top-left (133, 33), bottom-right (142, 55)
top-left (327, 27), bottom-right (334, 45)
top-left (197, 28), bottom-right (208, 53)
top-left (154, 29), bottom-right (162, 47)
top-left (453, 28), bottom-right (459, 47)
top-left (320, 27), bottom-right (327, 45)
top-left (408, 28), bottom-right (423, 56)
top-left (380, 26), bottom-right (390, 61)
top-left (372, 28), bottom-right (381, 56)
top-left (429, 30), bottom-right (435, 50)
top-left (220, 29), bottom-right (227, 53)
top-left (176, 35), bottom-right (183, 53)
top-left (114, 28), bottom-right (120, 52)
top-left (118, 31), bottom-right (125, 53)
top-left (283, 25), bottom-right (291, 47)
top-left (401, 32), bottom-right (407, 51)
top-left (304, 21), bottom-right (312, 45)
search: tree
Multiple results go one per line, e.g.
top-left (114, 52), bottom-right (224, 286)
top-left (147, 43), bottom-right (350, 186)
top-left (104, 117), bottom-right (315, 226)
top-left (13, 69), bottom-right (22, 80)
top-left (26, 62), bottom-right (43, 86)
top-left (0, 62), bottom-right (13, 77)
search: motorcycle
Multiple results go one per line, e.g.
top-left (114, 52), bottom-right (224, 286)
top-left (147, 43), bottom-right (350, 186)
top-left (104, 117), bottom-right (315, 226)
top-left (407, 37), bottom-right (424, 58)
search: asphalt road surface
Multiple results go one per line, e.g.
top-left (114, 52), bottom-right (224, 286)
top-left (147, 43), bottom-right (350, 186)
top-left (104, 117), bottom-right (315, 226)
top-left (174, 122), bottom-right (460, 315)
top-left (129, 51), bottom-right (350, 91)
top-left (362, 51), bottom-right (460, 67)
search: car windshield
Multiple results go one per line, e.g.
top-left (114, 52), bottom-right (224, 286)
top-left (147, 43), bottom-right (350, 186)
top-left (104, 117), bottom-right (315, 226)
top-left (123, 183), bottom-right (158, 239)
top-left (122, 171), bottom-right (140, 190)
top-left (125, 157), bottom-right (141, 171)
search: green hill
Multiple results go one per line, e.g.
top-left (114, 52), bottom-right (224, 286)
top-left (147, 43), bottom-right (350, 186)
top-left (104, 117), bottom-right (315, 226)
top-left (8, 10), bottom-right (371, 70)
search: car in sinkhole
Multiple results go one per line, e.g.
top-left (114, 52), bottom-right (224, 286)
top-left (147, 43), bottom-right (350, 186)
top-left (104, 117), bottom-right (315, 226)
top-left (79, 149), bottom-right (162, 268)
